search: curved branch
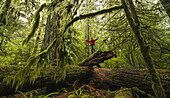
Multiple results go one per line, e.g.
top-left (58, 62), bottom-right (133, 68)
top-left (63, 5), bottom-right (123, 33)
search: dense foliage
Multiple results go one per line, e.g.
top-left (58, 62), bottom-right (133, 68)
top-left (0, 0), bottom-right (169, 97)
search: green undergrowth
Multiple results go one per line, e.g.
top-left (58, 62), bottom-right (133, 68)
top-left (12, 87), bottom-right (97, 98)
top-left (17, 90), bottom-right (59, 98)
top-left (5, 86), bottom-right (156, 98)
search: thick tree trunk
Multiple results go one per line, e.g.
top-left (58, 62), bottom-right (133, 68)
top-left (42, 12), bottom-right (60, 61)
top-left (93, 68), bottom-right (170, 96)
top-left (0, 66), bottom-right (170, 97)
top-left (121, 0), bottom-right (166, 97)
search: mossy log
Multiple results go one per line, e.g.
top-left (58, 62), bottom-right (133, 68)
top-left (0, 66), bottom-right (170, 97)
top-left (0, 66), bottom-right (93, 96)
top-left (94, 68), bottom-right (170, 97)
top-left (78, 51), bottom-right (117, 67)
top-left (105, 87), bottom-right (155, 98)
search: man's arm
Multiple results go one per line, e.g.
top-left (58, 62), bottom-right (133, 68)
top-left (86, 40), bottom-right (90, 42)
top-left (94, 37), bottom-right (98, 41)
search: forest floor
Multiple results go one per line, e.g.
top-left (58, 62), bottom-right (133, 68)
top-left (3, 83), bottom-right (134, 98)
top-left (3, 85), bottom-right (108, 98)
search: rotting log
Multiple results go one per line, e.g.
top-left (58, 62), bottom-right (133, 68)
top-left (0, 66), bottom-right (169, 97)
top-left (92, 68), bottom-right (170, 97)
top-left (78, 51), bottom-right (117, 67)
top-left (0, 66), bottom-right (93, 96)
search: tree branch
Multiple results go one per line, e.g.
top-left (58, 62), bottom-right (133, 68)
top-left (63, 5), bottom-right (123, 33)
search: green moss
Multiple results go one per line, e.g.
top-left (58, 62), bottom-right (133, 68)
top-left (132, 87), bottom-right (155, 98)
top-left (34, 3), bottom-right (46, 19)
top-left (106, 88), bottom-right (134, 98)
top-left (0, 0), bottom-right (12, 24)
top-left (105, 90), bottom-right (117, 98)
top-left (23, 3), bottom-right (46, 45)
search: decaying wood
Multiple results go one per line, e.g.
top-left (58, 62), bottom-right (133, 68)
top-left (92, 68), bottom-right (170, 97)
top-left (78, 51), bottom-right (117, 67)
top-left (0, 66), bottom-right (93, 96)
top-left (0, 66), bottom-right (169, 97)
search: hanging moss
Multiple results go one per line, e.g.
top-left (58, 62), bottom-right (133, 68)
top-left (45, 5), bottom-right (123, 60)
top-left (23, 3), bottom-right (46, 45)
top-left (22, 14), bottom-right (40, 45)
top-left (0, 0), bottom-right (12, 25)
top-left (15, 3), bottom-right (123, 93)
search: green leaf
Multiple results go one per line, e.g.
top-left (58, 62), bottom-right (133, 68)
top-left (44, 92), bottom-right (59, 98)
top-left (17, 91), bottom-right (28, 98)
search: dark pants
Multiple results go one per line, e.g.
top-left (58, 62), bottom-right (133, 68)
top-left (91, 45), bottom-right (95, 54)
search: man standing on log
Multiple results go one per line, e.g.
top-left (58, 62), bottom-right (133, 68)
top-left (86, 37), bottom-right (98, 54)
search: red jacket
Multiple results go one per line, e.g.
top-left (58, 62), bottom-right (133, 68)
top-left (86, 38), bottom-right (98, 45)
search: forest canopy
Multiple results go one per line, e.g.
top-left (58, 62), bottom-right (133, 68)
top-left (0, 0), bottom-right (169, 97)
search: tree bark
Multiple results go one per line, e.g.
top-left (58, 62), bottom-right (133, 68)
top-left (121, 0), bottom-right (166, 97)
top-left (0, 66), bottom-right (93, 96)
top-left (0, 66), bottom-right (170, 97)
top-left (78, 51), bottom-right (117, 67)
top-left (41, 11), bottom-right (60, 61)
top-left (85, 19), bottom-right (90, 56)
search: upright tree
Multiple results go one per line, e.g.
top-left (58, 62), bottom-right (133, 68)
top-left (121, 0), bottom-right (166, 97)
top-left (84, 0), bottom-right (90, 56)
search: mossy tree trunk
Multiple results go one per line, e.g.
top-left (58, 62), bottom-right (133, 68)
top-left (0, 66), bottom-right (93, 96)
top-left (121, 0), bottom-right (166, 98)
top-left (85, 19), bottom-right (90, 56)
top-left (0, 66), bottom-right (170, 97)
top-left (41, 11), bottom-right (61, 61)
top-left (78, 51), bottom-right (116, 67)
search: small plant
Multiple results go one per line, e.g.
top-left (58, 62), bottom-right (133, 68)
top-left (18, 91), bottom-right (59, 98)
top-left (43, 92), bottom-right (59, 98)
top-left (68, 88), bottom-right (96, 98)
top-left (17, 91), bottom-right (28, 98)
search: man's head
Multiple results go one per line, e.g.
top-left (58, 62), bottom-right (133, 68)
top-left (91, 38), bottom-right (93, 40)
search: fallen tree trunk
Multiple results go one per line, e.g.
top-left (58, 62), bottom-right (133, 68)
top-left (0, 66), bottom-right (93, 96)
top-left (92, 68), bottom-right (170, 97)
top-left (0, 66), bottom-right (169, 97)
top-left (78, 51), bottom-right (117, 67)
